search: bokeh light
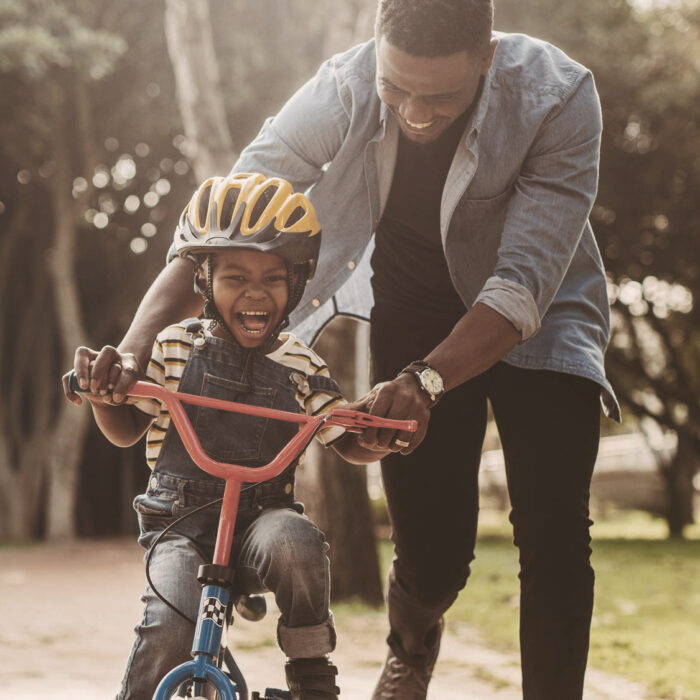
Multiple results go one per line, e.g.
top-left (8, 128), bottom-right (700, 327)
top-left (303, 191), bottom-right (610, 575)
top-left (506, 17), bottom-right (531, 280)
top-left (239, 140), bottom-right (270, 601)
top-left (130, 237), bottom-right (148, 254)
top-left (124, 195), bottom-right (140, 213)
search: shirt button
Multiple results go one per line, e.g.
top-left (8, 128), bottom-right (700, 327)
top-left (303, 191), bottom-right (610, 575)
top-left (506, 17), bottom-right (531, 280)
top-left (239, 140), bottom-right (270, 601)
top-left (150, 476), bottom-right (158, 490)
top-left (312, 298), bottom-right (321, 308)
top-left (284, 483), bottom-right (292, 495)
top-left (348, 261), bottom-right (356, 270)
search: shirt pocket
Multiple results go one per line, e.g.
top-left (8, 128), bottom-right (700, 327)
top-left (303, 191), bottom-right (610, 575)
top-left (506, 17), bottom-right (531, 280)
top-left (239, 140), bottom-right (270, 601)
top-left (447, 188), bottom-right (512, 299)
top-left (457, 187), bottom-right (512, 240)
top-left (193, 373), bottom-right (276, 463)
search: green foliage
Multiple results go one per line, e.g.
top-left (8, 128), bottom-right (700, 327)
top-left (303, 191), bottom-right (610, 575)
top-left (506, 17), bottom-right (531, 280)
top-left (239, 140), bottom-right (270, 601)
top-left (0, 0), bottom-right (126, 79)
top-left (0, 0), bottom-right (343, 537)
top-left (496, 0), bottom-right (700, 532)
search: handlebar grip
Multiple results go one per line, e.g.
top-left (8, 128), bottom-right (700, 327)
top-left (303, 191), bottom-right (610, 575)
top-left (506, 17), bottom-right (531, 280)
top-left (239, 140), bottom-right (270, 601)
top-left (68, 371), bottom-right (86, 394)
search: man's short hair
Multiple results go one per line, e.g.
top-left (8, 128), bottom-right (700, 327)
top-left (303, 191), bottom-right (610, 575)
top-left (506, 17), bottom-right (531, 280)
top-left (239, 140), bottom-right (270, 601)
top-left (375, 0), bottom-right (494, 57)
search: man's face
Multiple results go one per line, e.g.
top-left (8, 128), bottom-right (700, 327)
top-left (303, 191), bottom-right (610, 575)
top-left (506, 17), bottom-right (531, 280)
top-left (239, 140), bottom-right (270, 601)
top-left (376, 36), bottom-right (497, 144)
top-left (204, 249), bottom-right (289, 348)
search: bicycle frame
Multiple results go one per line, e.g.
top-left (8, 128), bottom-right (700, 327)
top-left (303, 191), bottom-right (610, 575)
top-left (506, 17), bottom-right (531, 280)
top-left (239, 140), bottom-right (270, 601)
top-left (71, 376), bottom-right (416, 699)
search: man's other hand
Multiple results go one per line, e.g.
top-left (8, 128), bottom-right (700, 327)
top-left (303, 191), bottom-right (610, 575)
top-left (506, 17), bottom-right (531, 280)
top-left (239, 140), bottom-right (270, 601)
top-left (356, 374), bottom-right (431, 455)
top-left (62, 345), bottom-right (143, 406)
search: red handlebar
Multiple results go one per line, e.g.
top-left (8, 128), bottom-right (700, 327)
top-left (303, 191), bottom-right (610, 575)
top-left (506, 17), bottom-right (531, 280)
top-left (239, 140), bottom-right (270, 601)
top-left (127, 382), bottom-right (417, 481)
top-left (126, 381), bottom-right (417, 567)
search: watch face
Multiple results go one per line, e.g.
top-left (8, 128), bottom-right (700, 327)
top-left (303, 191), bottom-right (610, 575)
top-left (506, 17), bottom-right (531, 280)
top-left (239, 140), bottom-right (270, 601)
top-left (420, 368), bottom-right (444, 395)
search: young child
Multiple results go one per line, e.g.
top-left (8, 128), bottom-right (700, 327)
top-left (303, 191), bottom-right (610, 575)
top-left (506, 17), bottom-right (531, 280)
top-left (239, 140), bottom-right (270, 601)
top-left (66, 173), bottom-right (392, 699)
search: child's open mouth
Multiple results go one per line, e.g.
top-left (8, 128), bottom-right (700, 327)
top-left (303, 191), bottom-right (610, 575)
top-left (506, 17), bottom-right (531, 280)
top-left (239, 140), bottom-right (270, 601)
top-left (236, 310), bottom-right (271, 336)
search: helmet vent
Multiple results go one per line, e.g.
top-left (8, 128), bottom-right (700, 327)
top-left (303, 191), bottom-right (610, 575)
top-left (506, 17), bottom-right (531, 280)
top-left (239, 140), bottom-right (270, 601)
top-left (249, 185), bottom-right (276, 228)
top-left (286, 206), bottom-right (305, 227)
top-left (198, 183), bottom-right (212, 227)
top-left (220, 188), bottom-right (240, 230)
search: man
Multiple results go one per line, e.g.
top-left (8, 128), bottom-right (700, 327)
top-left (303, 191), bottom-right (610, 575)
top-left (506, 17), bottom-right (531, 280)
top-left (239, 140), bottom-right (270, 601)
top-left (111, 1), bottom-right (619, 697)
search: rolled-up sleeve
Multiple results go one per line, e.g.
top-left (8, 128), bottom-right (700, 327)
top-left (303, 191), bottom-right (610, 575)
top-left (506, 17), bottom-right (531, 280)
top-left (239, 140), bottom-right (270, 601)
top-left (475, 72), bottom-right (602, 341)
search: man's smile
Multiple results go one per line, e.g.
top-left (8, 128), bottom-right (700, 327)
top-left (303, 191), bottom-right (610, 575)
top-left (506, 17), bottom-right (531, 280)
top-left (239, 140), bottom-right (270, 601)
top-left (404, 118), bottom-right (436, 129)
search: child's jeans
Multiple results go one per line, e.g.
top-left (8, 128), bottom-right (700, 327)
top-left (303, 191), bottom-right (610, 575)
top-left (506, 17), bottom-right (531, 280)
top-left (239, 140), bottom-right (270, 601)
top-left (117, 472), bottom-right (335, 699)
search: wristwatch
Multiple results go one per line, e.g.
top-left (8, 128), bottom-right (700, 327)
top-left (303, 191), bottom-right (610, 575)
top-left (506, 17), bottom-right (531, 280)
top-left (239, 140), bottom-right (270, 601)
top-left (400, 361), bottom-right (445, 407)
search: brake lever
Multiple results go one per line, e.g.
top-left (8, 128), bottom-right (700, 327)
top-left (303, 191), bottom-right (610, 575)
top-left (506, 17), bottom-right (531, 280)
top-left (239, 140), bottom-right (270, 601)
top-left (328, 408), bottom-right (417, 433)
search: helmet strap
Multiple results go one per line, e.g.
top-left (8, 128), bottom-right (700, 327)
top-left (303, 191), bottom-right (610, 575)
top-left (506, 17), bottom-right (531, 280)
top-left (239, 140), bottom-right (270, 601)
top-left (200, 255), bottom-right (238, 345)
top-left (261, 261), bottom-right (302, 352)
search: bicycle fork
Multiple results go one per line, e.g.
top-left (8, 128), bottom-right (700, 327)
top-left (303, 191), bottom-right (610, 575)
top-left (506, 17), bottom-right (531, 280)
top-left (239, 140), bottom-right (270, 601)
top-left (154, 583), bottom-right (237, 699)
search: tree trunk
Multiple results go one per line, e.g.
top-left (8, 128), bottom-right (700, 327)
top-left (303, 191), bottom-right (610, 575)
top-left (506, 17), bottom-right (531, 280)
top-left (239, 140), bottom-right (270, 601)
top-left (296, 317), bottom-right (383, 606)
top-left (0, 195), bottom-right (54, 539)
top-left (43, 83), bottom-right (93, 540)
top-left (661, 432), bottom-right (697, 538)
top-left (298, 440), bottom-right (383, 605)
top-left (295, 0), bottom-right (382, 605)
top-left (164, 0), bottom-right (237, 181)
top-left (0, 440), bottom-right (45, 540)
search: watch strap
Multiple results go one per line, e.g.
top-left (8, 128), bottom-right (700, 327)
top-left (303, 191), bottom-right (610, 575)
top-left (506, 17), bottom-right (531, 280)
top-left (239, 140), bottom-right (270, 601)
top-left (398, 361), bottom-right (444, 408)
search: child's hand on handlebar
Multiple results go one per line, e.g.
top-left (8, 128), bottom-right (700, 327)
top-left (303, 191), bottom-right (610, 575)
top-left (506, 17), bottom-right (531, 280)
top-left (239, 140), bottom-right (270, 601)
top-left (62, 345), bottom-right (144, 406)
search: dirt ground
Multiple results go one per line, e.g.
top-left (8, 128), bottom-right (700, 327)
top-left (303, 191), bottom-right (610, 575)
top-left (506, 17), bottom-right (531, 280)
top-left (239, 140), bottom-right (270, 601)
top-left (0, 539), bottom-right (657, 699)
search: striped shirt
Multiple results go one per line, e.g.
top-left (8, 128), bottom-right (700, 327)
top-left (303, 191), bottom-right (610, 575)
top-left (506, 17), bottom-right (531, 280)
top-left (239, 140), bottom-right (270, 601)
top-left (134, 322), bottom-right (346, 468)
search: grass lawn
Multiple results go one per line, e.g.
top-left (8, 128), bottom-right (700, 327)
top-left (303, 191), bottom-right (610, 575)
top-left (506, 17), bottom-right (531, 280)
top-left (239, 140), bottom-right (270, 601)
top-left (389, 510), bottom-right (700, 700)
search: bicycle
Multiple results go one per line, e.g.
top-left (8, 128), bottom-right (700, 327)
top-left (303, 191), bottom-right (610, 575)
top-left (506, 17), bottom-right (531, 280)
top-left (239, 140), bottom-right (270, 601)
top-left (69, 372), bottom-right (416, 699)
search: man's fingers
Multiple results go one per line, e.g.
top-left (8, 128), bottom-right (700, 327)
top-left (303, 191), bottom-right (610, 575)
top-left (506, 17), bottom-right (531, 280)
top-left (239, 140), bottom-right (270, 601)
top-left (111, 353), bottom-right (142, 403)
top-left (373, 416), bottom-right (399, 449)
top-left (359, 384), bottom-right (393, 447)
top-left (373, 390), bottom-right (418, 450)
top-left (107, 363), bottom-right (123, 390)
top-left (90, 346), bottom-right (119, 394)
top-left (73, 346), bottom-right (97, 390)
top-left (343, 392), bottom-right (374, 414)
top-left (399, 419), bottom-right (429, 455)
top-left (391, 431), bottom-right (413, 453)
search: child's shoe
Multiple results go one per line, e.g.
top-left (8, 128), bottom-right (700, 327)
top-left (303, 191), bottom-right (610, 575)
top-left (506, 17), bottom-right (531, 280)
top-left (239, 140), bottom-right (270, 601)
top-left (284, 657), bottom-right (339, 699)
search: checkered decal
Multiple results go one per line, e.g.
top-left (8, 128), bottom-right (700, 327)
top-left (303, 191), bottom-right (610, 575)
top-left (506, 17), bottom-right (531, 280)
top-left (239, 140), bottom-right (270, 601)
top-left (201, 596), bottom-right (226, 627)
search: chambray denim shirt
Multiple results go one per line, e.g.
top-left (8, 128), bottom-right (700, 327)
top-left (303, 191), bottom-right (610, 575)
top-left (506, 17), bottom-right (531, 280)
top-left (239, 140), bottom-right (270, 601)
top-left (229, 33), bottom-right (620, 420)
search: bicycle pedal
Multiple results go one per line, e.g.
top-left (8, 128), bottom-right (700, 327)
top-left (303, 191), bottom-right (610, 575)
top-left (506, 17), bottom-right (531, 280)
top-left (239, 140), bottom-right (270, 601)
top-left (234, 592), bottom-right (267, 621)
top-left (251, 689), bottom-right (291, 700)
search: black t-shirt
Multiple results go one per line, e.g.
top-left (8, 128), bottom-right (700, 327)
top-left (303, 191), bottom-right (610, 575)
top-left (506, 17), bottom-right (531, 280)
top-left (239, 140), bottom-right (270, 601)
top-left (371, 103), bottom-right (476, 324)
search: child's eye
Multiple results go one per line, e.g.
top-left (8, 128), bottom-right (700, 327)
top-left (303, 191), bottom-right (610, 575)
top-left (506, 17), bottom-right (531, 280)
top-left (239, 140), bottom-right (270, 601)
top-left (266, 275), bottom-right (287, 283)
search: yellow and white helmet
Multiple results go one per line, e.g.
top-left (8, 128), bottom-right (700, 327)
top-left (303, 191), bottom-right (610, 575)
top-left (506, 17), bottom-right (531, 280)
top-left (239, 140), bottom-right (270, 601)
top-left (174, 173), bottom-right (322, 279)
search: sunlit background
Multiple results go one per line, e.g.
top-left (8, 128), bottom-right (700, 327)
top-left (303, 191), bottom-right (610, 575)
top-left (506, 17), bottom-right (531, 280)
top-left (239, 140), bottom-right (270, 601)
top-left (0, 1), bottom-right (698, 698)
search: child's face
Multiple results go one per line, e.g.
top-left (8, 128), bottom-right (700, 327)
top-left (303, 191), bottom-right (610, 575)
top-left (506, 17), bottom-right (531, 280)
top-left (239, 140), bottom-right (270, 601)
top-left (207, 249), bottom-right (289, 348)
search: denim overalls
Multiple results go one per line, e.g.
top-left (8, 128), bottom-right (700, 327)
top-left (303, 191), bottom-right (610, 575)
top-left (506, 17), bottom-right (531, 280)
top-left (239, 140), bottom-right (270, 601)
top-left (118, 326), bottom-right (341, 700)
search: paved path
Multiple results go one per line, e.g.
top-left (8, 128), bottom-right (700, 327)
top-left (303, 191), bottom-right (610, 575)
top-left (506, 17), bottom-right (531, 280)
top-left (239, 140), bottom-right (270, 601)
top-left (0, 539), bottom-right (655, 699)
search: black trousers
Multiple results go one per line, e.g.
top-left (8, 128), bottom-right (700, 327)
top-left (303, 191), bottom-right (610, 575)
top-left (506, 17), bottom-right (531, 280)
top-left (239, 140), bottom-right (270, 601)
top-left (371, 313), bottom-right (601, 700)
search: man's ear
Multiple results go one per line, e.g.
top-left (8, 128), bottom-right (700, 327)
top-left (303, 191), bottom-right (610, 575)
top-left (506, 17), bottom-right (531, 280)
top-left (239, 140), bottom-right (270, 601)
top-left (480, 38), bottom-right (498, 74)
